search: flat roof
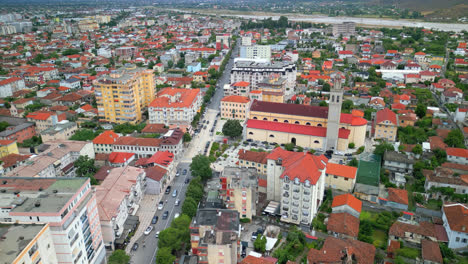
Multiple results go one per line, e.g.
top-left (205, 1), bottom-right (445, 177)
top-left (0, 224), bottom-right (47, 264)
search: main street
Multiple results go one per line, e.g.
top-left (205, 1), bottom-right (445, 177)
top-left (129, 38), bottom-right (239, 264)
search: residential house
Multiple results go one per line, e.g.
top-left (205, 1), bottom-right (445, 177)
top-left (380, 187), bottom-right (409, 210)
top-left (383, 151), bottom-right (415, 174)
top-left (145, 165), bottom-right (167, 195)
top-left (26, 111), bottom-right (61, 132)
top-left (220, 95), bottom-right (251, 121)
top-left (424, 168), bottom-right (468, 195)
top-left (0, 140), bottom-right (19, 158)
top-left (389, 220), bottom-right (438, 245)
top-left (331, 193), bottom-right (362, 219)
top-left (40, 121), bottom-right (78, 142)
top-left (186, 62), bottom-right (201, 73)
top-left (421, 239), bottom-right (443, 264)
top-left (0, 77), bottom-right (25, 97)
top-left (93, 130), bottom-right (120, 154)
top-left (307, 237), bottom-right (375, 264)
top-left (220, 167), bottom-right (258, 219)
top-left (237, 149), bottom-right (269, 175)
top-left (324, 163), bottom-right (357, 192)
top-left (96, 166), bottom-right (146, 250)
top-left (0, 121), bottom-right (35, 143)
top-left (446, 147), bottom-right (468, 165)
top-left (112, 137), bottom-right (161, 158)
top-left (442, 203), bottom-right (468, 249)
top-left (108, 152), bottom-right (135, 167)
top-left (373, 108), bottom-right (398, 142)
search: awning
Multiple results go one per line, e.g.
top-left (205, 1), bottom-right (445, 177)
top-left (263, 201), bottom-right (280, 215)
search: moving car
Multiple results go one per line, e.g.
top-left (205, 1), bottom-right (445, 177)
top-left (182, 169), bottom-right (187, 175)
top-left (152, 215), bottom-right (159, 224)
top-left (157, 201), bottom-right (164, 210)
top-left (162, 211), bottom-right (169, 219)
top-left (174, 213), bottom-right (180, 218)
top-left (175, 199), bottom-right (180, 206)
top-left (172, 190), bottom-right (177, 197)
top-left (144, 226), bottom-right (153, 235)
top-left (251, 232), bottom-right (257, 241)
top-left (155, 231), bottom-right (160, 238)
top-left (184, 178), bottom-right (190, 184)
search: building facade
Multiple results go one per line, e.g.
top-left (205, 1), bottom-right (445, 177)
top-left (93, 65), bottom-right (155, 124)
top-left (442, 203), bottom-right (468, 249)
top-left (40, 121), bottom-right (78, 142)
top-left (220, 95), bottom-right (251, 121)
top-left (239, 45), bottom-right (272, 61)
top-left (373, 108), bottom-right (398, 142)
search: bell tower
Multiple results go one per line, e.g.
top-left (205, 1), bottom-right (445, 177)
top-left (325, 75), bottom-right (344, 150)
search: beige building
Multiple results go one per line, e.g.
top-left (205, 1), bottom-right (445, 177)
top-left (237, 149), bottom-right (269, 175)
top-left (373, 108), bottom-right (398, 142)
top-left (248, 101), bottom-right (367, 149)
top-left (26, 111), bottom-right (61, 132)
top-left (94, 65), bottom-right (155, 124)
top-left (255, 75), bottom-right (287, 103)
top-left (0, 223), bottom-right (58, 264)
top-left (221, 95), bottom-right (251, 121)
top-left (40, 121), bottom-right (78, 142)
top-left (325, 163), bottom-right (358, 192)
top-left (220, 167), bottom-right (257, 219)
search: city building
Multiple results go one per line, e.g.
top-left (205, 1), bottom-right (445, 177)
top-left (40, 121), bottom-right (78, 142)
top-left (423, 168), bottom-right (468, 195)
top-left (231, 60), bottom-right (297, 91)
top-left (442, 203), bottom-right (468, 249)
top-left (190, 209), bottom-right (240, 264)
top-left (383, 151), bottom-right (415, 174)
top-left (220, 95), bottom-right (251, 121)
top-left (307, 237), bottom-right (375, 264)
top-left (225, 81), bottom-right (251, 97)
top-left (266, 147), bottom-right (327, 225)
top-left (26, 111), bottom-right (62, 132)
top-left (0, 139), bottom-right (19, 158)
top-left (237, 149), bottom-right (269, 175)
top-left (446, 148), bottom-right (468, 165)
top-left (220, 167), bottom-right (258, 219)
top-left (0, 177), bottom-right (106, 264)
top-left (255, 75), bottom-right (287, 103)
top-left (325, 163), bottom-right (358, 192)
top-left (0, 121), bottom-right (35, 143)
top-left (96, 166), bottom-right (146, 250)
top-left (5, 140), bottom-right (94, 178)
top-left (92, 130), bottom-right (120, 154)
top-left (326, 76), bottom-right (344, 150)
top-left (373, 108), bottom-right (398, 142)
top-left (0, 223), bottom-right (58, 264)
top-left (239, 45), bottom-right (271, 61)
top-left (93, 64), bottom-right (155, 124)
top-left (0, 77), bottom-right (25, 97)
top-left (332, 22), bottom-right (356, 36)
top-left (112, 136), bottom-right (162, 158)
top-left (148, 88), bottom-right (202, 126)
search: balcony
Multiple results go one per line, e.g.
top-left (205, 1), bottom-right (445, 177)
top-left (293, 188), bottom-right (300, 193)
top-left (282, 192), bottom-right (289, 198)
top-left (292, 202), bottom-right (299, 207)
top-left (69, 233), bottom-right (79, 247)
top-left (282, 199), bottom-right (289, 205)
top-left (293, 195), bottom-right (299, 201)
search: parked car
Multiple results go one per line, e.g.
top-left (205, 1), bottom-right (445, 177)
top-left (165, 186), bottom-right (171, 194)
top-left (157, 201), bottom-right (164, 210)
top-left (184, 178), bottom-right (190, 184)
top-left (175, 199), bottom-right (180, 206)
top-left (132, 243), bottom-right (139, 251)
top-left (251, 232), bottom-right (257, 241)
top-left (144, 226), bottom-right (153, 235)
top-left (172, 190), bottom-right (177, 197)
top-left (162, 211), bottom-right (169, 219)
top-left (152, 215), bottom-right (159, 224)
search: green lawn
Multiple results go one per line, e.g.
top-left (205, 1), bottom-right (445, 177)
top-left (426, 199), bottom-right (442, 210)
top-left (397, 247), bottom-right (420, 259)
top-left (372, 230), bottom-right (387, 249)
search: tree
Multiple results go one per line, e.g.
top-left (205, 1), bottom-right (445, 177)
top-left (415, 103), bottom-right (427, 118)
top-left (0, 121), bottom-right (9, 132)
top-left (183, 132), bottom-right (192, 143)
top-left (156, 247), bottom-right (176, 264)
top-left (412, 144), bottom-right (423, 155)
top-left (171, 214), bottom-right (191, 242)
top-left (254, 235), bottom-right (267, 253)
top-left (108, 250), bottom-right (130, 264)
top-left (284, 143), bottom-right (295, 151)
top-left (222, 120), bottom-right (243, 138)
top-left (444, 129), bottom-right (465, 148)
top-left (167, 60), bottom-right (174, 68)
top-left (348, 158), bottom-right (358, 167)
top-left (322, 83), bottom-right (331, 91)
top-left (181, 197), bottom-right (198, 218)
top-left (69, 129), bottom-right (100, 141)
top-left (75, 155), bottom-right (97, 178)
top-left (190, 155), bottom-right (212, 181)
top-left (374, 142), bottom-right (394, 156)
top-left (158, 228), bottom-right (182, 250)
top-left (348, 143), bottom-right (355, 149)
top-left (319, 101), bottom-right (328, 107)
top-left (341, 100), bottom-right (354, 112)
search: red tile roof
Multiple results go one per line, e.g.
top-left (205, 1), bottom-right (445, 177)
top-left (387, 188), bottom-right (409, 205)
top-left (307, 237), bottom-right (375, 264)
top-left (93, 130), bottom-right (119, 145)
top-left (149, 88), bottom-right (200, 108)
top-left (141, 124), bottom-right (169, 134)
top-left (389, 221), bottom-right (436, 238)
top-left (446, 147), bottom-right (468, 158)
top-left (109, 152), bottom-right (135, 164)
top-left (332, 194), bottom-right (362, 213)
top-left (221, 95), bottom-right (250, 103)
top-left (113, 136), bottom-right (162, 147)
top-left (376, 108), bottom-right (397, 125)
top-left (26, 111), bottom-right (53, 121)
top-left (147, 151), bottom-right (174, 167)
top-left (247, 119), bottom-right (350, 139)
top-left (0, 140), bottom-right (15, 146)
top-left (232, 81), bottom-right (250, 87)
top-left (421, 240), bottom-right (443, 263)
top-left (238, 149), bottom-right (269, 164)
top-left (326, 163), bottom-right (357, 179)
top-left (442, 203), bottom-right (468, 234)
top-left (145, 166), bottom-right (167, 182)
top-left (327, 212), bottom-right (360, 238)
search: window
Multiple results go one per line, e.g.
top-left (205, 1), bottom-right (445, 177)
top-left (273, 119), bottom-right (278, 122)
top-left (284, 120), bottom-right (289, 123)
top-left (314, 140), bottom-right (320, 144)
top-left (253, 116), bottom-right (257, 119)
top-left (306, 122), bottom-right (311, 125)
top-left (317, 124), bottom-right (322, 127)
top-left (263, 118), bottom-right (268, 121)
top-left (269, 135), bottom-right (275, 138)
top-left (333, 176), bottom-right (338, 179)
top-left (248, 132), bottom-right (253, 135)
top-left (295, 121), bottom-right (300, 124)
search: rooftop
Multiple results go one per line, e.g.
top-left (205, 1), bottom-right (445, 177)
top-left (0, 224), bottom-right (48, 264)
top-left (192, 208), bottom-right (239, 232)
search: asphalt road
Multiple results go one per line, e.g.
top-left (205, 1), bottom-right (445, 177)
top-left (129, 162), bottom-right (192, 264)
top-left (129, 38), bottom-right (239, 264)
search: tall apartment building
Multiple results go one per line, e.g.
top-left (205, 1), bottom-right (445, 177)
top-left (0, 177), bottom-right (106, 264)
top-left (190, 209), bottom-right (240, 264)
top-left (148, 88), bottom-right (202, 126)
top-left (239, 45), bottom-right (272, 61)
top-left (230, 60), bottom-right (296, 91)
top-left (0, 77), bottom-right (25, 97)
top-left (241, 36), bottom-right (252, 46)
top-left (0, 223), bottom-right (58, 264)
top-left (220, 167), bottom-right (257, 219)
top-left (266, 148), bottom-right (327, 225)
top-left (332, 22), bottom-right (356, 36)
top-left (94, 64), bottom-right (155, 124)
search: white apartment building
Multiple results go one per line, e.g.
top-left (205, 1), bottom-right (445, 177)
top-left (5, 140), bottom-right (95, 178)
top-left (0, 177), bottom-right (106, 264)
top-left (96, 166), bottom-right (146, 250)
top-left (241, 36), bottom-right (252, 46)
top-left (442, 203), bottom-right (468, 249)
top-left (148, 88), bottom-right (202, 126)
top-left (446, 148), bottom-right (468, 165)
top-left (266, 148), bottom-right (327, 225)
top-left (0, 77), bottom-right (25, 97)
top-left (230, 60), bottom-right (297, 91)
top-left (240, 45), bottom-right (272, 61)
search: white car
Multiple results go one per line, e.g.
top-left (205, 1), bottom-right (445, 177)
top-left (157, 202), bottom-right (164, 210)
top-left (144, 226), bottom-right (153, 235)
top-left (174, 213), bottom-right (180, 218)
top-left (175, 199), bottom-right (180, 206)
top-left (155, 231), bottom-right (160, 238)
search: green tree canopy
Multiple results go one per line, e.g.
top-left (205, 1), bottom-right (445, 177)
top-left (412, 144), bottom-right (423, 155)
top-left (183, 132), bottom-right (192, 143)
top-left (158, 228), bottom-right (182, 251)
top-left (374, 142), bottom-right (394, 156)
top-left (69, 129), bottom-right (100, 141)
top-left (190, 154), bottom-right (212, 181)
top-left (108, 250), bottom-right (130, 264)
top-left (222, 120), bottom-right (243, 138)
top-left (254, 235), bottom-right (267, 253)
top-left (444, 129), bottom-right (465, 148)
top-left (415, 103), bottom-right (426, 118)
top-left (181, 197), bottom-right (198, 218)
top-left (156, 247), bottom-right (176, 264)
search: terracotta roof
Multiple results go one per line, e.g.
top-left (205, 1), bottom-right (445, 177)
top-left (327, 212), bottom-right (360, 238)
top-left (26, 111), bottom-right (53, 121)
top-left (441, 162), bottom-right (468, 173)
top-left (232, 81), bottom-right (250, 87)
top-left (113, 136), bottom-right (162, 147)
top-left (0, 153), bottom-right (30, 168)
top-left (94, 166), bottom-right (113, 181)
top-left (446, 147), bottom-right (468, 158)
top-left (0, 140), bottom-right (15, 146)
top-left (92, 130), bottom-right (119, 145)
top-left (442, 203), bottom-right (468, 234)
top-left (389, 221), bottom-right (436, 238)
top-left (247, 119), bottom-right (350, 139)
top-left (376, 108), bottom-right (397, 125)
top-left (241, 255), bottom-right (277, 264)
top-left (141, 123), bottom-right (169, 134)
top-left (258, 179), bottom-right (267, 187)
top-left (149, 88), bottom-right (200, 108)
top-left (332, 194), bottom-right (362, 213)
top-left (221, 95), bottom-right (250, 103)
top-left (109, 152), bottom-right (135, 164)
top-left (238, 149), bottom-right (269, 164)
top-left (387, 188), bottom-right (409, 205)
top-left (251, 100), bottom-right (328, 118)
top-left (421, 240), bottom-right (443, 263)
top-left (307, 237), bottom-right (375, 264)
top-left (145, 166), bottom-right (167, 182)
top-left (387, 240), bottom-right (400, 253)
top-left (429, 136), bottom-right (447, 150)
top-left (326, 163), bottom-right (357, 179)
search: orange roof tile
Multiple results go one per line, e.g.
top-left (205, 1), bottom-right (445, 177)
top-left (221, 95), bottom-right (250, 103)
top-left (93, 130), bottom-right (119, 145)
top-left (332, 194), bottom-right (362, 213)
top-left (446, 147), bottom-right (468, 158)
top-left (326, 163), bottom-right (357, 179)
top-left (149, 88), bottom-right (200, 108)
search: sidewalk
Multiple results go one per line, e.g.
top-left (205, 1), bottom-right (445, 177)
top-left (125, 194), bottom-right (162, 254)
